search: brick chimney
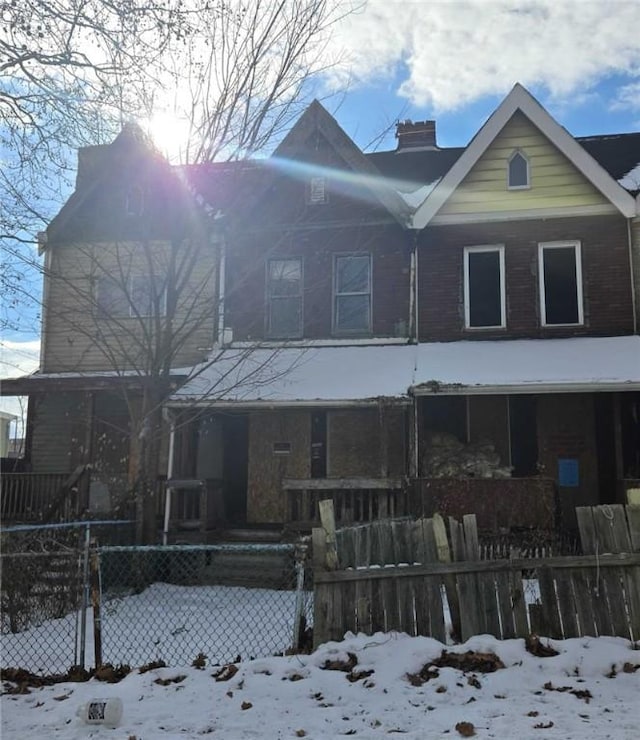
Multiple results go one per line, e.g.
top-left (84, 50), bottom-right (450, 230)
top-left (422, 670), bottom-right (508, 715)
top-left (395, 120), bottom-right (438, 152)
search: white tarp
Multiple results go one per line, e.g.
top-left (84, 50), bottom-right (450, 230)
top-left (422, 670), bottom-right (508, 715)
top-left (169, 335), bottom-right (640, 406)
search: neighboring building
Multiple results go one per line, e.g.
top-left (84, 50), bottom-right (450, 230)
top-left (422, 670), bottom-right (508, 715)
top-left (0, 411), bottom-right (17, 458)
top-left (3, 84), bottom-right (640, 539)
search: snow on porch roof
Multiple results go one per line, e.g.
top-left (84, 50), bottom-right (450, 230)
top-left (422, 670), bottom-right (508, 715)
top-left (168, 335), bottom-right (640, 407)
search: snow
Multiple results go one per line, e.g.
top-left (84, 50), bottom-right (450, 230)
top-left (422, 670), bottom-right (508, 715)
top-left (3, 632), bottom-right (639, 739)
top-left (169, 336), bottom-right (640, 405)
top-left (618, 162), bottom-right (640, 190)
top-left (396, 180), bottom-right (440, 208)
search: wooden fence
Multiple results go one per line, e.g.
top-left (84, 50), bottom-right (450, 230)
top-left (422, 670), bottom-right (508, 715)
top-left (312, 503), bottom-right (640, 648)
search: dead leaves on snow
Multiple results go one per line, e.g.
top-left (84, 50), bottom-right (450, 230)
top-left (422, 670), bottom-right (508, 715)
top-left (406, 650), bottom-right (504, 687)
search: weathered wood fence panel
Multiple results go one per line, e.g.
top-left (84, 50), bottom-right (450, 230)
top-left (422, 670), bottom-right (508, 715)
top-left (313, 503), bottom-right (640, 648)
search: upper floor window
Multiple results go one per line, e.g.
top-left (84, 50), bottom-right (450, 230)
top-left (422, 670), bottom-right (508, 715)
top-left (307, 177), bottom-right (327, 205)
top-left (463, 245), bottom-right (506, 329)
top-left (333, 254), bottom-right (371, 334)
top-left (125, 185), bottom-right (145, 216)
top-left (538, 241), bottom-right (583, 326)
top-left (508, 150), bottom-right (530, 189)
top-left (267, 258), bottom-right (303, 338)
top-left (96, 275), bottom-right (166, 318)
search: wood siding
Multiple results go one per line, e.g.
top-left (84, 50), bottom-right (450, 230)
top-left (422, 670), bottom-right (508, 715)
top-left (30, 392), bottom-right (88, 473)
top-left (438, 112), bottom-right (609, 217)
top-left (418, 215), bottom-right (634, 341)
top-left (42, 239), bottom-right (217, 373)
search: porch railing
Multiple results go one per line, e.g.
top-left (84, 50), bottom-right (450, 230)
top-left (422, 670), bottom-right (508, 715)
top-left (284, 478), bottom-right (408, 529)
top-left (412, 477), bottom-right (558, 531)
top-left (1, 472), bottom-right (78, 523)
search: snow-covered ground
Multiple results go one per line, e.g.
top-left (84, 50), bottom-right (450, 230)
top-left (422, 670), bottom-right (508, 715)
top-left (3, 632), bottom-right (639, 739)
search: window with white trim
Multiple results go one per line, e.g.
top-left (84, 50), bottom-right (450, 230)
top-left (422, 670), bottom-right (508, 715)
top-left (307, 177), bottom-right (327, 205)
top-left (508, 150), bottom-right (530, 189)
top-left (538, 241), bottom-right (583, 326)
top-left (267, 258), bottom-right (303, 338)
top-left (333, 254), bottom-right (372, 334)
top-left (463, 245), bottom-right (506, 329)
top-left (96, 275), bottom-right (166, 318)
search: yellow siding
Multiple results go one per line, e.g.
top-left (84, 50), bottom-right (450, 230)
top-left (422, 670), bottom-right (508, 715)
top-left (438, 111), bottom-right (608, 216)
top-left (42, 239), bottom-right (217, 373)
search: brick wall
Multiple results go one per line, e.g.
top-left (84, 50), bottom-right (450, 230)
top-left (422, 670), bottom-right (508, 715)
top-left (226, 223), bottom-right (411, 340)
top-left (418, 215), bottom-right (634, 341)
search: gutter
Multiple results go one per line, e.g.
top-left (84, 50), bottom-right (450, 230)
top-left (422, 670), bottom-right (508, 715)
top-left (165, 397), bottom-right (412, 410)
top-left (410, 381), bottom-right (640, 396)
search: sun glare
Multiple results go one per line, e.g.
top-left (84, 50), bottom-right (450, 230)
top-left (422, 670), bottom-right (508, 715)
top-left (145, 112), bottom-right (191, 162)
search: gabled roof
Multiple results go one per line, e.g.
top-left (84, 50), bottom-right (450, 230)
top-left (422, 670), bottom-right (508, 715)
top-left (412, 84), bottom-right (638, 229)
top-left (270, 100), bottom-right (411, 224)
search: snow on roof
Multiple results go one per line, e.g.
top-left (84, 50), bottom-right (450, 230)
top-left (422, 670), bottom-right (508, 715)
top-left (618, 162), bottom-right (640, 190)
top-left (395, 180), bottom-right (440, 209)
top-left (169, 336), bottom-right (640, 406)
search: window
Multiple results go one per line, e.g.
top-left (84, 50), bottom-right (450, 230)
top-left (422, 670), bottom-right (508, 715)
top-left (333, 254), bottom-right (371, 334)
top-left (307, 177), bottom-right (327, 205)
top-left (463, 246), bottom-right (506, 329)
top-left (96, 275), bottom-right (166, 318)
top-left (267, 258), bottom-right (303, 338)
top-left (508, 150), bottom-right (530, 189)
top-left (125, 185), bottom-right (145, 216)
top-left (538, 241), bottom-right (583, 326)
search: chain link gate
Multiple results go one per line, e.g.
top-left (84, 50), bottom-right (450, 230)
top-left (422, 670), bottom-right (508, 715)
top-left (97, 543), bottom-right (312, 667)
top-left (1, 528), bottom-right (312, 674)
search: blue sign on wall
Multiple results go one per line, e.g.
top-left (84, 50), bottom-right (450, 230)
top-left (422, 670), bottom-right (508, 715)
top-left (558, 458), bottom-right (579, 487)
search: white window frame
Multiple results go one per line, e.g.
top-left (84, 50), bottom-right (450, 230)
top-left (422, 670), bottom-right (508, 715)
top-left (538, 240), bottom-right (584, 327)
top-left (130, 274), bottom-right (167, 318)
top-left (463, 245), bottom-right (506, 330)
top-left (307, 176), bottom-right (327, 205)
top-left (96, 274), bottom-right (166, 318)
top-left (507, 150), bottom-right (530, 190)
top-left (332, 253), bottom-right (372, 335)
top-left (266, 257), bottom-right (304, 339)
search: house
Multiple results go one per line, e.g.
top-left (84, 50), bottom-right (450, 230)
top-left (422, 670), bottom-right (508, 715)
top-left (3, 84), bottom-right (640, 541)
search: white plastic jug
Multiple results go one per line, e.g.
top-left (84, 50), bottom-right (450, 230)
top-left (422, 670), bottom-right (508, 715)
top-left (76, 697), bottom-right (123, 728)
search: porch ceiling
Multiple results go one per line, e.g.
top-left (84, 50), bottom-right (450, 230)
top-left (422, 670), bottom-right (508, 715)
top-left (168, 335), bottom-right (640, 407)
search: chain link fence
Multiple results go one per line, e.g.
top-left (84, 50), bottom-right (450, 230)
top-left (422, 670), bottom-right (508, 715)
top-left (1, 524), bottom-right (313, 675)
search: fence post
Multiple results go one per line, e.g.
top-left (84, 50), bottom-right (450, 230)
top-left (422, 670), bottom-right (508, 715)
top-left (318, 499), bottom-right (339, 570)
top-left (291, 543), bottom-right (307, 651)
top-left (90, 541), bottom-right (103, 669)
top-left (78, 523), bottom-right (91, 670)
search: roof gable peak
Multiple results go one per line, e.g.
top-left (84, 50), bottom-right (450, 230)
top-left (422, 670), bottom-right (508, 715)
top-left (412, 83), bottom-right (637, 227)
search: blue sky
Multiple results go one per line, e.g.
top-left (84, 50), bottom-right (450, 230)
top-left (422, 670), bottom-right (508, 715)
top-left (2, 0), bottom-right (640, 414)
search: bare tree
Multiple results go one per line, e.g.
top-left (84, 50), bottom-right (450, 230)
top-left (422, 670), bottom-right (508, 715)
top-left (5, 0), bottom-right (350, 541)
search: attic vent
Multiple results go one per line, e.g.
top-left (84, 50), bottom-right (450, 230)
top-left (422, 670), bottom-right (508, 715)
top-left (395, 120), bottom-right (437, 152)
top-left (307, 176), bottom-right (327, 204)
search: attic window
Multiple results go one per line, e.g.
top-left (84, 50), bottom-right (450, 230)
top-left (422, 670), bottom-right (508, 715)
top-left (307, 177), bottom-right (327, 204)
top-left (125, 185), bottom-right (145, 216)
top-left (508, 151), bottom-right (530, 189)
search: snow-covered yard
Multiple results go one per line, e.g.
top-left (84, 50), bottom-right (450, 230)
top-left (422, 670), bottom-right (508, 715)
top-left (2, 632), bottom-right (639, 739)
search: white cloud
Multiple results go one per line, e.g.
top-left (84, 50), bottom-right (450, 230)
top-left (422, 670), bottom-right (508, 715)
top-left (328, 0), bottom-right (640, 111)
top-left (0, 340), bottom-right (40, 433)
top-left (611, 81), bottom-right (640, 111)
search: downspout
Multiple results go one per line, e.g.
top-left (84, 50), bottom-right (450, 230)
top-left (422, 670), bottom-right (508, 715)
top-left (162, 414), bottom-right (176, 546)
top-left (408, 242), bottom-right (416, 340)
top-left (216, 226), bottom-right (227, 347)
top-left (414, 235), bottom-right (420, 342)
top-left (628, 217), bottom-right (638, 334)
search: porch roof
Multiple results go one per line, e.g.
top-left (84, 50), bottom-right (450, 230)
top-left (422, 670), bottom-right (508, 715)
top-left (168, 335), bottom-right (640, 407)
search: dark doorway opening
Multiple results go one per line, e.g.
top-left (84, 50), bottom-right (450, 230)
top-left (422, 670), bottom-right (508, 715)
top-left (509, 395), bottom-right (538, 477)
top-left (222, 414), bottom-right (249, 524)
top-left (594, 395), bottom-right (617, 504)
